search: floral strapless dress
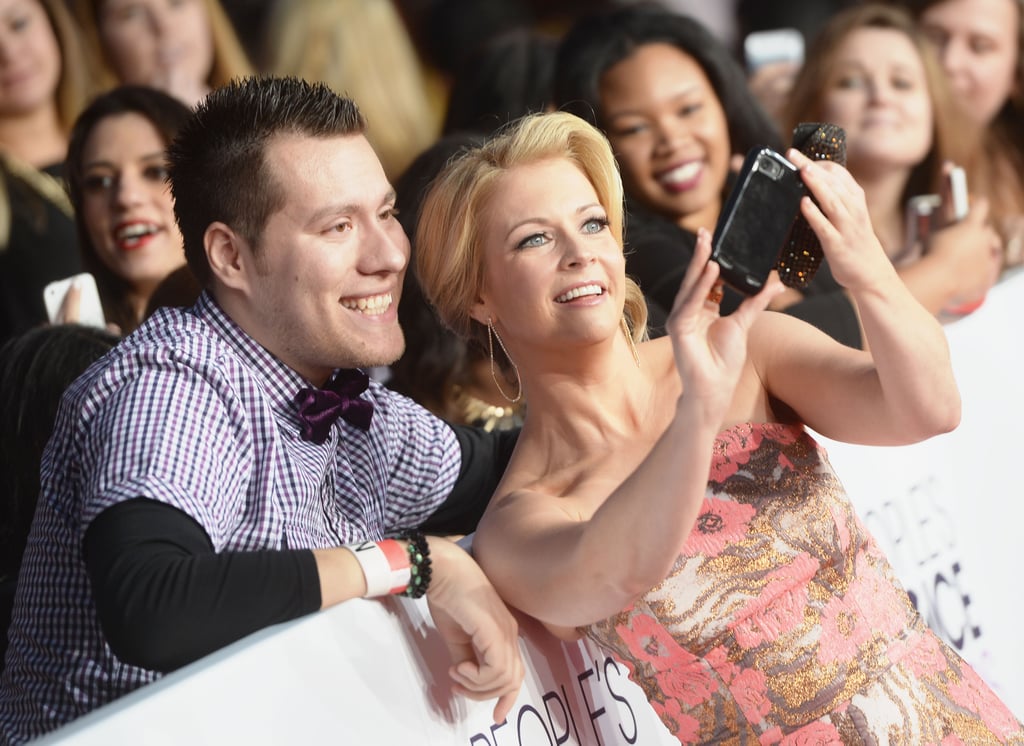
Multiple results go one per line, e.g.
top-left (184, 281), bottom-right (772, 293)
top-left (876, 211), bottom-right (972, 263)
top-left (584, 423), bottom-right (1023, 744)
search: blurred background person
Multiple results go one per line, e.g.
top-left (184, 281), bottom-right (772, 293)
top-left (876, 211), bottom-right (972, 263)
top-left (397, 0), bottom-right (551, 92)
top-left (0, 0), bottom-right (95, 168)
top-left (782, 3), bottom-right (1002, 317)
top-left (63, 85), bottom-right (198, 334)
top-left (72, 0), bottom-right (253, 108)
top-left (0, 0), bottom-right (100, 345)
top-left (266, 0), bottom-right (440, 181)
top-left (895, 0), bottom-right (1024, 267)
top-left (0, 323), bottom-right (119, 672)
top-left (442, 27), bottom-right (558, 137)
top-left (386, 23), bottom-right (560, 423)
top-left (735, 0), bottom-right (859, 126)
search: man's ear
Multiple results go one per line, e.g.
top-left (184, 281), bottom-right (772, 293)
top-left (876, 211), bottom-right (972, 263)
top-left (205, 222), bottom-right (251, 293)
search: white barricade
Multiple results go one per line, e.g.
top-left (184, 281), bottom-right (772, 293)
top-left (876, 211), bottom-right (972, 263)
top-left (39, 598), bottom-right (675, 744)
top-left (815, 267), bottom-right (1024, 719)
top-left (39, 270), bottom-right (1024, 742)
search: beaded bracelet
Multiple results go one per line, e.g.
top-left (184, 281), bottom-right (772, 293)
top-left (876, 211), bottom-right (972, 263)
top-left (400, 530), bottom-right (432, 599)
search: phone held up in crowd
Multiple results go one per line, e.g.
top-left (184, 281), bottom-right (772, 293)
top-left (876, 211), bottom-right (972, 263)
top-left (43, 272), bottom-right (107, 329)
top-left (711, 123), bottom-right (847, 295)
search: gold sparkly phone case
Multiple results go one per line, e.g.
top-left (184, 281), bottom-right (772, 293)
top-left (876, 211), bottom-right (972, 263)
top-left (775, 123), bottom-right (847, 289)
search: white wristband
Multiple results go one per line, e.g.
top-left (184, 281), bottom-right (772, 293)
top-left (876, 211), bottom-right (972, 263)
top-left (343, 540), bottom-right (410, 597)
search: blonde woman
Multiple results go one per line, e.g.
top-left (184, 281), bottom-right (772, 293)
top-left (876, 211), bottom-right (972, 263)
top-left (415, 111), bottom-right (1022, 743)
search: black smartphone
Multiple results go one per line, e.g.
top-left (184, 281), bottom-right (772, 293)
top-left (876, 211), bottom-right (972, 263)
top-left (711, 147), bottom-right (805, 295)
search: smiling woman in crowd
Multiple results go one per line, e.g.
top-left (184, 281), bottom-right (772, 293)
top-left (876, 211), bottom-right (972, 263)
top-left (553, 3), bottom-right (864, 348)
top-left (782, 3), bottom-right (1003, 316)
top-left (414, 109), bottom-right (1024, 744)
top-left (64, 85), bottom-right (198, 334)
top-left (897, 0), bottom-right (1024, 267)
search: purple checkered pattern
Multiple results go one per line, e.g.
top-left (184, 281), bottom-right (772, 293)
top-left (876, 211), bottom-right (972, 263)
top-left (0, 292), bottom-right (460, 743)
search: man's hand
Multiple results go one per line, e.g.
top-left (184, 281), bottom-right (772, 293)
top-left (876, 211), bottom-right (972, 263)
top-left (423, 536), bottom-right (525, 723)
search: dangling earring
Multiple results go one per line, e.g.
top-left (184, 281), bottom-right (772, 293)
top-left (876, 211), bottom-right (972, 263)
top-left (487, 317), bottom-right (523, 403)
top-left (621, 316), bottom-right (641, 368)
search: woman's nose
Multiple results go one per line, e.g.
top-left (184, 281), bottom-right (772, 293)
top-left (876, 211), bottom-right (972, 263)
top-left (561, 236), bottom-right (595, 268)
top-left (653, 117), bottom-right (687, 152)
top-left (113, 173), bottom-right (146, 207)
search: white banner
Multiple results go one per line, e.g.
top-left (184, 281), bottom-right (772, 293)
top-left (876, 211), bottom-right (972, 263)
top-left (40, 598), bottom-right (675, 745)
top-left (815, 267), bottom-right (1024, 719)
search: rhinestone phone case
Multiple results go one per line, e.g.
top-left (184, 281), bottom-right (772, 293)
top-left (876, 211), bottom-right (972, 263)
top-left (775, 123), bottom-right (847, 289)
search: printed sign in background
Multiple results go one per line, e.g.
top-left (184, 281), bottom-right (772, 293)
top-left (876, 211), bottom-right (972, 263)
top-left (39, 270), bottom-right (1024, 743)
top-left (816, 267), bottom-right (1024, 719)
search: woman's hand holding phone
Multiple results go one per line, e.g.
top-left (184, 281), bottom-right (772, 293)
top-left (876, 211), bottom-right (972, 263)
top-left (43, 273), bottom-right (107, 329)
top-left (670, 229), bottom-right (782, 421)
top-left (785, 148), bottom-right (895, 294)
top-left (933, 163), bottom-right (1001, 315)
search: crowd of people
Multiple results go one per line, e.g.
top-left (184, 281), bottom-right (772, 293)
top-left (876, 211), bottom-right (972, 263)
top-left (1, 0), bottom-right (1022, 742)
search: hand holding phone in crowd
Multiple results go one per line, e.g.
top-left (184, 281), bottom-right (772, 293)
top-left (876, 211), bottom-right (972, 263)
top-left (929, 164), bottom-right (1002, 316)
top-left (744, 29), bottom-right (804, 123)
top-left (43, 273), bottom-right (107, 329)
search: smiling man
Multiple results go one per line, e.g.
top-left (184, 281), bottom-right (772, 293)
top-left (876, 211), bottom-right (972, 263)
top-left (0, 76), bottom-right (522, 743)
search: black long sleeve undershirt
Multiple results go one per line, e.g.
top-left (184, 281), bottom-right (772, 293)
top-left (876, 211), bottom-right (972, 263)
top-left (82, 424), bottom-right (519, 673)
top-left (83, 498), bottom-right (322, 673)
top-left (420, 424), bottom-right (519, 535)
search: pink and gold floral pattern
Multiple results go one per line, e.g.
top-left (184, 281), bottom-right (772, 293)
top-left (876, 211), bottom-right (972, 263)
top-left (585, 422), bottom-right (1023, 744)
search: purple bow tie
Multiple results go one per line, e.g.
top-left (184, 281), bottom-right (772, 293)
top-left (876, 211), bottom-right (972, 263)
top-left (295, 369), bottom-right (373, 444)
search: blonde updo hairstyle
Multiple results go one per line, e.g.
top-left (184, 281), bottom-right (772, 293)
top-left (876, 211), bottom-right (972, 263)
top-left (415, 111), bottom-right (648, 360)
